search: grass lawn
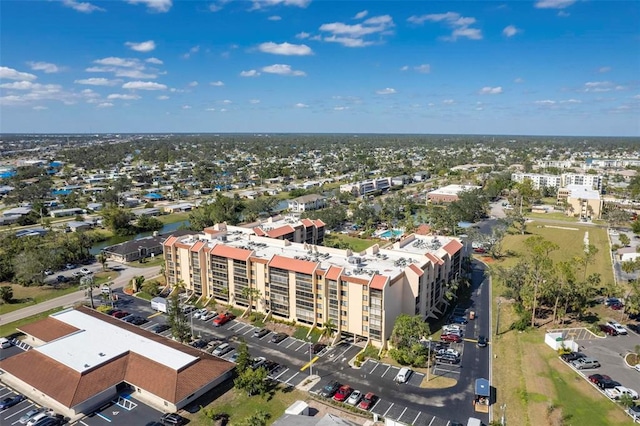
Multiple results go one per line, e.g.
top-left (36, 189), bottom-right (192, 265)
top-left (126, 255), bottom-right (165, 268)
top-left (135, 291), bottom-right (154, 301)
top-left (158, 212), bottom-right (190, 224)
top-left (185, 382), bottom-right (307, 426)
top-left (324, 234), bottom-right (379, 253)
top-left (292, 325), bottom-right (321, 342)
top-left (491, 221), bottom-right (620, 426)
top-left (0, 283), bottom-right (81, 315)
top-left (527, 212), bottom-right (579, 222)
top-left (0, 307), bottom-right (64, 337)
top-left (94, 271), bottom-right (118, 285)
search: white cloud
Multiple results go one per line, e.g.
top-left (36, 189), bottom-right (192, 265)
top-left (319, 14), bottom-right (395, 47)
top-left (334, 106), bottom-right (349, 111)
top-left (240, 69), bottom-right (261, 77)
top-left (74, 78), bottom-right (119, 86)
top-left (514, 77), bottom-right (524, 83)
top-left (261, 64), bottom-right (306, 76)
top-left (33, 106), bottom-right (48, 110)
top-left (210, 80), bottom-right (225, 86)
top-left (502, 25), bottom-right (519, 37)
top-left (188, 81), bottom-right (199, 87)
top-left (296, 32), bottom-right (310, 39)
top-left (560, 99), bottom-right (581, 103)
top-left (295, 103), bottom-right (308, 108)
top-left (182, 105), bottom-right (192, 109)
top-left (107, 93), bottom-right (141, 100)
top-left (27, 61), bottom-right (60, 73)
top-left (125, 40), bottom-right (156, 52)
top-left (146, 57), bottom-right (163, 65)
top-left (250, 0), bottom-right (311, 10)
top-left (557, 10), bottom-right (570, 17)
top-left (157, 95), bottom-right (170, 100)
top-left (0, 81), bottom-right (36, 90)
top-left (400, 65), bottom-right (409, 71)
top-left (376, 87), bottom-right (397, 95)
top-left (94, 57), bottom-right (139, 68)
top-left (97, 102), bottom-right (114, 108)
top-left (61, 0), bottom-right (105, 13)
top-left (534, 0), bottom-right (576, 9)
top-left (598, 66), bottom-right (612, 73)
top-left (126, 0), bottom-right (172, 12)
top-left (258, 42), bottom-right (313, 56)
top-left (584, 81), bottom-right (613, 92)
top-left (443, 99), bottom-right (455, 104)
top-left (535, 100), bottom-right (556, 105)
top-left (407, 12), bottom-right (483, 41)
top-left (122, 81), bottom-right (167, 90)
top-left (479, 86), bottom-right (503, 95)
top-left (414, 64), bottom-right (431, 73)
top-left (221, 99), bottom-right (232, 104)
top-left (354, 10), bottom-right (368, 19)
top-left (183, 45), bottom-right (200, 59)
top-left (268, 15), bottom-right (281, 21)
top-left (0, 66), bottom-right (37, 81)
top-left (249, 99), bottom-right (260, 104)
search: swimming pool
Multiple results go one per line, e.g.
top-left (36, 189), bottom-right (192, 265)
top-left (379, 229), bottom-right (403, 239)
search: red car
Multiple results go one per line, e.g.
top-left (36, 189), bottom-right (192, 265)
top-left (441, 333), bottom-right (462, 343)
top-left (333, 385), bottom-right (353, 402)
top-left (358, 392), bottom-right (378, 410)
top-left (212, 313), bottom-right (232, 327)
top-left (113, 311), bottom-right (130, 319)
top-left (599, 324), bottom-right (619, 336)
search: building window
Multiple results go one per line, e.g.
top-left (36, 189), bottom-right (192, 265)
top-left (341, 280), bottom-right (347, 287)
top-left (316, 303), bottom-right (322, 309)
top-left (362, 295), bottom-right (368, 302)
top-left (340, 300), bottom-right (348, 307)
top-left (363, 316), bottom-right (368, 322)
top-left (363, 325), bottom-right (368, 332)
top-left (341, 310), bottom-right (347, 316)
top-left (340, 290), bottom-right (347, 297)
top-left (363, 306), bottom-right (368, 312)
top-left (341, 320), bottom-right (347, 326)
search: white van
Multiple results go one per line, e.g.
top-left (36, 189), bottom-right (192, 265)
top-left (394, 367), bottom-right (412, 383)
top-left (0, 337), bottom-right (12, 349)
top-left (467, 418), bottom-right (483, 426)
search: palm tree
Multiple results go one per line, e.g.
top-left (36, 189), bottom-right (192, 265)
top-left (132, 275), bottom-right (145, 293)
top-left (241, 286), bottom-right (262, 316)
top-left (80, 275), bottom-right (98, 309)
top-left (321, 319), bottom-right (336, 341)
top-left (97, 252), bottom-right (108, 271)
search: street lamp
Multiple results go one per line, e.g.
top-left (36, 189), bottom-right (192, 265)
top-left (427, 336), bottom-right (432, 383)
top-left (308, 339), bottom-right (313, 377)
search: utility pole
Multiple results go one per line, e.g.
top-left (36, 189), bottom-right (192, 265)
top-left (496, 301), bottom-right (501, 336)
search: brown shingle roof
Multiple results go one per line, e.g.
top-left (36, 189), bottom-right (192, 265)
top-left (17, 317), bottom-right (80, 342)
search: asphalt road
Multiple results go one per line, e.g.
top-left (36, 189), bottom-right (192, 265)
top-left (1, 264), bottom-right (161, 324)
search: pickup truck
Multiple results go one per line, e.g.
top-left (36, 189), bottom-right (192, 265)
top-left (604, 386), bottom-right (638, 400)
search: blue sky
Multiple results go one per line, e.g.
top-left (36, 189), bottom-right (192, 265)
top-left (1, 0), bottom-right (639, 136)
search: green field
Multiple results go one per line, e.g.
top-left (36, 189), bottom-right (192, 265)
top-left (491, 221), bottom-right (626, 426)
top-left (157, 212), bottom-right (190, 224)
top-left (0, 307), bottom-right (64, 337)
top-left (0, 283), bottom-right (81, 315)
top-left (324, 233), bottom-right (379, 253)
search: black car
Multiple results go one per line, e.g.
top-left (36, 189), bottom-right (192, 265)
top-left (476, 335), bottom-right (487, 347)
top-left (598, 378), bottom-right (621, 390)
top-left (270, 332), bottom-right (288, 344)
top-left (130, 316), bottom-right (148, 326)
top-left (152, 324), bottom-right (171, 333)
top-left (312, 343), bottom-right (327, 354)
top-left (190, 339), bottom-right (207, 349)
top-left (449, 316), bottom-right (468, 325)
top-left (628, 323), bottom-right (640, 333)
top-left (319, 381), bottom-right (341, 398)
top-left (56, 275), bottom-right (67, 283)
top-left (436, 353), bottom-right (460, 364)
top-left (253, 328), bottom-right (270, 338)
top-left (560, 352), bottom-right (585, 362)
top-left (160, 413), bottom-right (186, 425)
top-left (263, 360), bottom-right (281, 373)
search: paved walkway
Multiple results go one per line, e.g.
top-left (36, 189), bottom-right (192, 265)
top-left (1, 265), bottom-right (161, 324)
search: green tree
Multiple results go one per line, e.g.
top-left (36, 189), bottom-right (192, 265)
top-left (234, 366), bottom-right (268, 396)
top-left (136, 214), bottom-right (163, 232)
top-left (0, 286), bottom-right (13, 303)
top-left (167, 285), bottom-right (191, 343)
top-left (389, 314), bottom-right (431, 367)
top-left (241, 410), bottom-right (270, 426)
top-left (80, 274), bottom-right (97, 309)
top-left (97, 252), bottom-right (108, 271)
top-left (102, 207), bottom-right (135, 235)
top-left (524, 235), bottom-right (559, 327)
top-left (132, 275), bottom-right (145, 293)
top-left (632, 219), bottom-right (640, 235)
top-left (141, 280), bottom-right (160, 297)
top-left (12, 251), bottom-right (46, 286)
top-left (619, 233), bottom-right (631, 247)
top-left (188, 194), bottom-right (245, 230)
top-left (241, 286), bottom-right (262, 316)
top-left (321, 319), bottom-right (336, 340)
top-left (234, 339), bottom-right (251, 374)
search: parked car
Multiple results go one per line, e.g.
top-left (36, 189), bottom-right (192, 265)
top-left (333, 385), bottom-right (353, 402)
top-left (477, 335), bottom-right (488, 347)
top-left (113, 311), bottom-right (130, 319)
top-left (0, 337), bottom-right (13, 349)
top-left (437, 348), bottom-right (460, 357)
top-left (436, 353), bottom-right (460, 364)
top-left (270, 332), bottom-right (289, 344)
top-left (441, 333), bottom-right (462, 343)
top-left (253, 328), bottom-right (270, 338)
top-left (55, 275), bottom-right (67, 283)
top-left (26, 413), bottom-right (50, 426)
top-left (160, 413), bottom-right (186, 425)
top-left (229, 352), bottom-right (240, 363)
top-left (610, 301), bottom-right (624, 310)
top-left (605, 298), bottom-right (621, 307)
top-left (65, 263), bottom-right (76, 270)
top-left (130, 316), bottom-right (148, 326)
top-left (192, 309), bottom-right (207, 319)
top-left (80, 267), bottom-right (92, 275)
top-left (635, 364), bottom-right (640, 373)
top-left (251, 357), bottom-right (267, 370)
top-left (571, 357), bottom-right (600, 370)
top-left (19, 408), bottom-right (45, 425)
top-left (394, 367), bottom-right (413, 383)
top-left (450, 316), bottom-right (468, 325)
top-left (182, 306), bottom-right (196, 315)
top-left (604, 386), bottom-right (639, 400)
top-left (201, 310), bottom-right (217, 321)
top-left (599, 324), bottom-right (619, 336)
top-left (72, 271), bottom-right (83, 278)
top-left (346, 390), bottom-right (363, 406)
top-left (212, 313), bottom-right (233, 327)
top-left (588, 374), bottom-right (611, 384)
top-left (212, 343), bottom-right (233, 357)
top-left (597, 377), bottom-right (621, 390)
top-left (263, 360), bottom-right (281, 373)
top-left (190, 339), bottom-right (207, 349)
top-left (628, 323), bottom-right (640, 334)
top-left (152, 324), bottom-right (170, 333)
top-left (312, 343), bottom-right (327, 354)
top-left (358, 392), bottom-right (378, 410)
top-left (628, 405), bottom-right (640, 421)
top-left (607, 320), bottom-right (628, 335)
top-left (443, 324), bottom-right (462, 333)
top-left (0, 394), bottom-right (26, 410)
top-left (319, 381), bottom-right (341, 398)
top-left (560, 352), bottom-right (585, 362)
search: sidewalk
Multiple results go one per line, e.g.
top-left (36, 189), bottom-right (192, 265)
top-left (1, 265), bottom-right (161, 324)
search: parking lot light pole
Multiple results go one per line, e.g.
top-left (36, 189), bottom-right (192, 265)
top-left (308, 339), bottom-right (313, 376)
top-left (427, 336), bottom-right (432, 382)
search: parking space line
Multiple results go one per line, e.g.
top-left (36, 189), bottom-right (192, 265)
top-left (370, 362), bottom-right (379, 374)
top-left (4, 403), bottom-right (32, 419)
top-left (96, 413), bottom-right (112, 422)
top-left (397, 407), bottom-right (408, 422)
top-left (242, 327), bottom-right (254, 336)
top-left (0, 391), bottom-right (14, 398)
top-left (370, 398), bottom-right (382, 412)
top-left (380, 365), bottom-right (391, 377)
top-left (331, 345), bottom-right (353, 362)
top-left (427, 415), bottom-right (436, 426)
top-left (273, 368), bottom-right (290, 380)
top-left (295, 342), bottom-right (307, 351)
top-left (413, 412), bottom-right (421, 424)
top-left (147, 312), bottom-right (162, 319)
top-left (79, 421), bottom-right (90, 426)
top-left (286, 372), bottom-right (299, 385)
top-left (383, 403), bottom-right (394, 417)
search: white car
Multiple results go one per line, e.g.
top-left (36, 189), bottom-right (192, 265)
top-left (80, 267), bottom-right (92, 275)
top-left (201, 311), bottom-right (218, 321)
top-left (635, 364), bottom-right (640, 373)
top-left (437, 348), bottom-right (461, 358)
top-left (604, 386), bottom-right (638, 400)
top-left (607, 321), bottom-right (627, 335)
top-left (192, 309), bottom-right (207, 319)
top-left (346, 390), bottom-right (363, 406)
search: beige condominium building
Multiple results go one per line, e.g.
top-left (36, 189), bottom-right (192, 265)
top-left (164, 222), bottom-right (464, 347)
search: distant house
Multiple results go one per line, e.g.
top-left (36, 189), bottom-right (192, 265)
top-left (86, 203), bottom-right (103, 212)
top-left (102, 235), bottom-right (166, 263)
top-left (427, 184), bottom-right (481, 203)
top-left (392, 175), bottom-right (412, 186)
top-left (143, 193), bottom-right (164, 201)
top-left (287, 194), bottom-right (327, 213)
top-left (66, 221), bottom-right (93, 232)
top-left (413, 171), bottom-right (431, 182)
top-left (163, 203), bottom-right (194, 214)
top-left (50, 208), bottom-right (83, 218)
top-left (131, 208), bottom-right (161, 217)
top-left (3, 206), bottom-right (32, 217)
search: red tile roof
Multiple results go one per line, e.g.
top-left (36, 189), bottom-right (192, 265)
top-left (370, 274), bottom-right (388, 290)
top-left (415, 224), bottom-right (432, 235)
top-left (268, 255), bottom-right (317, 275)
top-left (313, 219), bottom-right (325, 227)
top-left (17, 317), bottom-right (80, 342)
top-left (426, 252), bottom-right (444, 265)
top-left (342, 275), bottom-right (370, 285)
top-left (325, 266), bottom-right (343, 281)
top-left (267, 225), bottom-right (295, 239)
top-left (210, 244), bottom-right (252, 261)
top-left (203, 227), bottom-right (224, 236)
top-left (443, 239), bottom-right (463, 256)
top-left (163, 236), bottom-right (178, 247)
top-left (249, 256), bottom-right (268, 264)
top-left (301, 218), bottom-right (314, 227)
top-left (253, 227), bottom-right (266, 236)
top-left (408, 264), bottom-right (424, 277)
top-left (190, 240), bottom-right (206, 252)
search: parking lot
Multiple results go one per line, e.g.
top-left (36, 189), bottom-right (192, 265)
top-left (359, 359), bottom-right (425, 387)
top-left (0, 383), bottom-right (40, 426)
top-left (73, 392), bottom-right (163, 426)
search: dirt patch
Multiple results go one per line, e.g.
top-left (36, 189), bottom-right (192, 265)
top-left (521, 342), bottom-right (556, 426)
top-left (420, 375), bottom-right (456, 389)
